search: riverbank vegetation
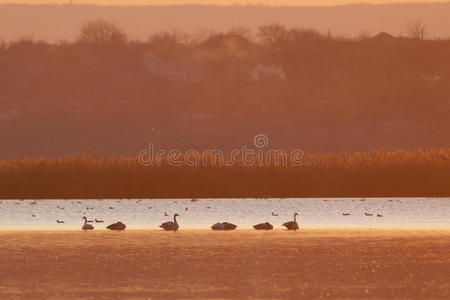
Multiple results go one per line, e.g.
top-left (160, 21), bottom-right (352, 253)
top-left (1, 148), bottom-right (449, 198)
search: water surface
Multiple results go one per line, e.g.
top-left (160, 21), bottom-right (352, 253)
top-left (0, 198), bottom-right (448, 230)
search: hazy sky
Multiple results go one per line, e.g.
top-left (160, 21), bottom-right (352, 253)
top-left (2, 0), bottom-right (450, 5)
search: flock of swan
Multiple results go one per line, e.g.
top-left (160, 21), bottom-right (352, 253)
top-left (2, 199), bottom-right (386, 231)
top-left (78, 212), bottom-right (301, 231)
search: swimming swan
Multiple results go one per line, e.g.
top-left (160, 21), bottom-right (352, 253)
top-left (211, 222), bottom-right (237, 230)
top-left (282, 212), bottom-right (299, 230)
top-left (82, 216), bottom-right (94, 230)
top-left (106, 221), bottom-right (126, 230)
top-left (253, 222), bottom-right (273, 230)
top-left (160, 213), bottom-right (179, 231)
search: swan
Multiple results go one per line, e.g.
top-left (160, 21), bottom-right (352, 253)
top-left (106, 221), bottom-right (126, 230)
top-left (253, 222), bottom-right (273, 230)
top-left (82, 216), bottom-right (94, 230)
top-left (364, 212), bottom-right (373, 216)
top-left (271, 212), bottom-right (279, 216)
top-left (282, 212), bottom-right (299, 230)
top-left (160, 213), bottom-right (179, 231)
top-left (164, 212), bottom-right (169, 216)
top-left (211, 222), bottom-right (225, 230)
top-left (95, 219), bottom-right (104, 223)
top-left (211, 222), bottom-right (237, 230)
top-left (56, 219), bottom-right (64, 223)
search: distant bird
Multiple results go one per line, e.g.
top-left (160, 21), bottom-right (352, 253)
top-left (56, 219), bottom-right (64, 223)
top-left (95, 219), bottom-right (104, 223)
top-left (160, 213), bottom-right (179, 231)
top-left (30, 201), bottom-right (37, 205)
top-left (342, 213), bottom-right (351, 216)
top-left (253, 222), bottom-right (273, 230)
top-left (32, 214), bottom-right (36, 217)
top-left (211, 222), bottom-right (237, 231)
top-left (271, 212), bottom-right (279, 216)
top-left (377, 214), bottom-right (383, 217)
top-left (109, 207), bottom-right (114, 209)
top-left (106, 221), bottom-right (126, 230)
top-left (282, 212), bottom-right (299, 230)
top-left (82, 216), bottom-right (94, 230)
top-left (149, 206), bottom-right (152, 209)
top-left (185, 207), bottom-right (189, 211)
top-left (364, 212), bottom-right (373, 216)
top-left (164, 212), bottom-right (169, 216)
top-left (191, 198), bottom-right (198, 202)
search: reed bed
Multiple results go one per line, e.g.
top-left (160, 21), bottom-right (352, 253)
top-left (1, 148), bottom-right (449, 199)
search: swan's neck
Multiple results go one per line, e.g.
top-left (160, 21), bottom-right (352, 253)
top-left (173, 215), bottom-right (178, 224)
top-left (294, 214), bottom-right (297, 223)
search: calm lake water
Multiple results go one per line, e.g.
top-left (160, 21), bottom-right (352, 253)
top-left (0, 198), bottom-right (449, 230)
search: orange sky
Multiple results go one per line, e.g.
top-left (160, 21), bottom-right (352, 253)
top-left (2, 0), bottom-right (450, 5)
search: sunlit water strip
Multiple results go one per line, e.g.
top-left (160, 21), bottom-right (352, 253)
top-left (0, 198), bottom-right (449, 230)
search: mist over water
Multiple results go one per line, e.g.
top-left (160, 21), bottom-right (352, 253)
top-left (1, 198), bottom-right (449, 230)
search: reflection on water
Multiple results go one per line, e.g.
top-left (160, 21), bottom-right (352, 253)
top-left (0, 198), bottom-right (449, 230)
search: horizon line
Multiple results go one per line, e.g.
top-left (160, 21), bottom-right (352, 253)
top-left (2, 1), bottom-right (450, 8)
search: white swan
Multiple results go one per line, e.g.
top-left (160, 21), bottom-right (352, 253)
top-left (82, 216), bottom-right (94, 230)
top-left (106, 221), bottom-right (126, 230)
top-left (211, 222), bottom-right (237, 230)
top-left (253, 222), bottom-right (273, 230)
top-left (282, 212), bottom-right (299, 230)
top-left (160, 213), bottom-right (179, 231)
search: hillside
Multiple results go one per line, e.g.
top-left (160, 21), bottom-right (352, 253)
top-left (0, 24), bottom-right (449, 159)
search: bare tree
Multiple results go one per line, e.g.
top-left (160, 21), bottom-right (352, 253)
top-left (227, 26), bottom-right (253, 41)
top-left (406, 20), bottom-right (427, 40)
top-left (78, 20), bottom-right (128, 46)
top-left (149, 30), bottom-right (189, 47)
top-left (256, 23), bottom-right (288, 46)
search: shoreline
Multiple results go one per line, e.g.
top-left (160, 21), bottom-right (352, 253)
top-left (1, 227), bottom-right (450, 231)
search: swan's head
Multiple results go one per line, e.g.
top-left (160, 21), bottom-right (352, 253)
top-left (174, 213), bottom-right (179, 217)
top-left (294, 212), bottom-right (299, 217)
top-left (81, 216), bottom-right (87, 220)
